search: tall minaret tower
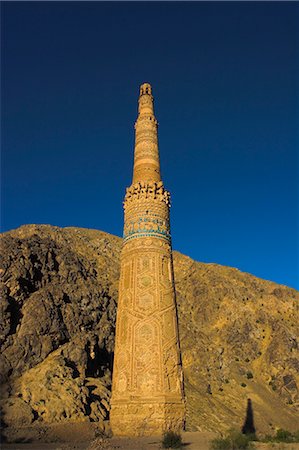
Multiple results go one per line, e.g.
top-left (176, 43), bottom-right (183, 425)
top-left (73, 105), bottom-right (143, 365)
top-left (110, 83), bottom-right (185, 436)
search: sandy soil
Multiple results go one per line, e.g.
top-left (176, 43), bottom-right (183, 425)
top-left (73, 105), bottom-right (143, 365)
top-left (2, 437), bottom-right (299, 450)
top-left (0, 431), bottom-right (213, 449)
top-left (2, 425), bottom-right (299, 450)
top-left (0, 428), bottom-right (214, 449)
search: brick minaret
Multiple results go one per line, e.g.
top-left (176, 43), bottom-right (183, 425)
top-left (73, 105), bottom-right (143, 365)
top-left (110, 83), bottom-right (185, 436)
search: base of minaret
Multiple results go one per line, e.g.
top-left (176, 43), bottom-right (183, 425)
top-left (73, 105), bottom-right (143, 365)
top-left (110, 400), bottom-right (185, 436)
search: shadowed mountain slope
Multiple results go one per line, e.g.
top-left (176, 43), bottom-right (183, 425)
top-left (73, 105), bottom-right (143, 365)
top-left (0, 225), bottom-right (298, 436)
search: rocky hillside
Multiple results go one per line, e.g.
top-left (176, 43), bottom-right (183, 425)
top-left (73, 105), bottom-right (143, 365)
top-left (0, 224), bottom-right (298, 437)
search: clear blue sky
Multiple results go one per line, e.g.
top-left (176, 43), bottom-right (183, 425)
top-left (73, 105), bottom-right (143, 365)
top-left (2, 2), bottom-right (298, 289)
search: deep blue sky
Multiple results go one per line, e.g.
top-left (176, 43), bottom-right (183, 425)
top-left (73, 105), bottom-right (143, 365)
top-left (2, 2), bottom-right (298, 289)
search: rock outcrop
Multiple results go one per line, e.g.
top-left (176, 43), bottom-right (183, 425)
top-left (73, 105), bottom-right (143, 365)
top-left (0, 224), bottom-right (298, 436)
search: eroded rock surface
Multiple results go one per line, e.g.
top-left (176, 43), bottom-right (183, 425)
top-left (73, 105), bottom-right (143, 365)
top-left (0, 224), bottom-right (298, 436)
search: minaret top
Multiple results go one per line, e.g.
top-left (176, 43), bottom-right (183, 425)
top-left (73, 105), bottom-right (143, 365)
top-left (137, 82), bottom-right (155, 117)
top-left (133, 83), bottom-right (161, 183)
top-left (139, 83), bottom-right (152, 96)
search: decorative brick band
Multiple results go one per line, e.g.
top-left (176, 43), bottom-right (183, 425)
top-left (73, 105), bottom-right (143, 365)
top-left (124, 181), bottom-right (171, 207)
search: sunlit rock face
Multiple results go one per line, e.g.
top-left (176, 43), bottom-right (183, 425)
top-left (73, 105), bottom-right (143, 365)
top-left (0, 225), bottom-right (119, 431)
top-left (0, 224), bottom-right (298, 435)
top-left (110, 83), bottom-right (185, 436)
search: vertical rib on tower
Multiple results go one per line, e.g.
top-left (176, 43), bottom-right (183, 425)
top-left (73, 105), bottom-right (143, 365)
top-left (110, 83), bottom-right (185, 436)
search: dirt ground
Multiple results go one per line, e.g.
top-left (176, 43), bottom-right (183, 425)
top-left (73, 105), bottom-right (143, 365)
top-left (1, 424), bottom-right (299, 450)
top-left (2, 440), bottom-right (299, 450)
top-left (0, 432), bottom-right (212, 450)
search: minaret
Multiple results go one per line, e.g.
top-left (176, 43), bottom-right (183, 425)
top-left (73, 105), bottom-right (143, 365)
top-left (110, 83), bottom-right (185, 436)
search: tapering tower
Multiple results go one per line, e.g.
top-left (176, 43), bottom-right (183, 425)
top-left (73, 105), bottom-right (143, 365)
top-left (110, 83), bottom-right (185, 436)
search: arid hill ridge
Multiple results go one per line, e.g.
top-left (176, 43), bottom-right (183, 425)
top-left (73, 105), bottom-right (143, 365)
top-left (0, 224), bottom-right (298, 438)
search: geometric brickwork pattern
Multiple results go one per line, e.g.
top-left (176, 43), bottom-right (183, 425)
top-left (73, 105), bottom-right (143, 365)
top-left (110, 83), bottom-right (185, 436)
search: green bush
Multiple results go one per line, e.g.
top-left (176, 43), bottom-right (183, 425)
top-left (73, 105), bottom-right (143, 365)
top-left (246, 371), bottom-right (253, 379)
top-left (162, 431), bottom-right (182, 448)
top-left (210, 429), bottom-right (254, 450)
top-left (262, 429), bottom-right (299, 444)
top-left (210, 437), bottom-right (231, 449)
top-left (276, 429), bottom-right (293, 442)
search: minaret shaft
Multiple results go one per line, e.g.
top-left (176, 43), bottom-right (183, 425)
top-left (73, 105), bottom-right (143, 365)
top-left (110, 83), bottom-right (185, 436)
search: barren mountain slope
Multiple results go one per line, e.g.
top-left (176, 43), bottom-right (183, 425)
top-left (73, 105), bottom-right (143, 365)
top-left (0, 225), bottom-right (298, 437)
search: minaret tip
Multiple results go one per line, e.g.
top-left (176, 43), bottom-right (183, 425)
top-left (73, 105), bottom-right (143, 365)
top-left (140, 83), bottom-right (152, 96)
